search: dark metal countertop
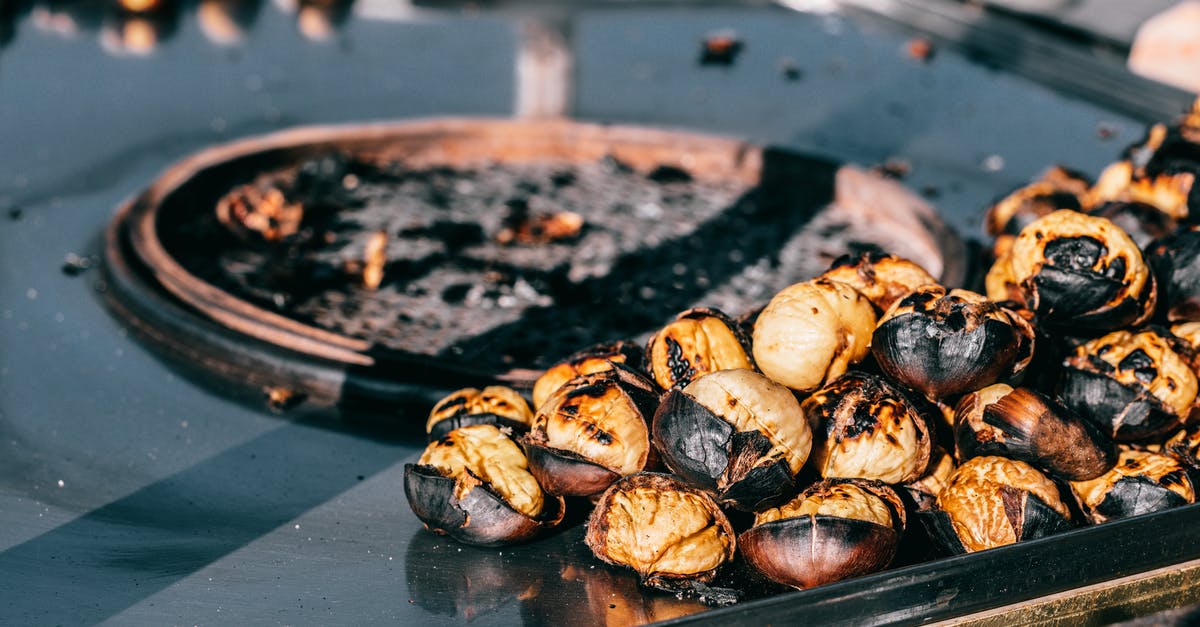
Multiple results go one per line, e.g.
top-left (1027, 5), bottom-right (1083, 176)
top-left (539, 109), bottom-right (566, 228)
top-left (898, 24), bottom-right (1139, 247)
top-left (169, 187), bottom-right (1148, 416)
top-left (0, 1), bottom-right (1191, 624)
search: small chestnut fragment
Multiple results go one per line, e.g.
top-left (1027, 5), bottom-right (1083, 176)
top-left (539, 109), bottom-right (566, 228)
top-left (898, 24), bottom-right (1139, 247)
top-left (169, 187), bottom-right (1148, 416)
top-left (585, 473), bottom-right (736, 589)
top-left (653, 368), bottom-right (811, 510)
top-left (801, 371), bottom-right (934, 484)
top-left (739, 479), bottom-right (905, 589)
top-left (954, 384), bottom-right (1116, 481)
top-left (404, 424), bottom-right (565, 547)
top-left (531, 340), bottom-right (646, 410)
top-left (1059, 328), bottom-right (1198, 442)
top-left (1147, 226), bottom-right (1200, 322)
top-left (818, 252), bottom-right (939, 314)
top-left (646, 308), bottom-right (753, 390)
top-left (903, 446), bottom-right (956, 510)
top-left (216, 182), bottom-right (304, 243)
top-left (1006, 210), bottom-right (1155, 330)
top-left (927, 456), bottom-right (1072, 554)
top-left (521, 364), bottom-right (660, 497)
top-left (1069, 447), bottom-right (1196, 524)
top-left (426, 386), bottom-right (534, 442)
top-left (752, 278), bottom-right (877, 393)
top-left (872, 286), bottom-right (1033, 400)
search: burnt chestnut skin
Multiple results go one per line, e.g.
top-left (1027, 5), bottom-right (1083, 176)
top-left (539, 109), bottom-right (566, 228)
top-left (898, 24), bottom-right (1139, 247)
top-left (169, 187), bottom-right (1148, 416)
top-left (1147, 226), bottom-right (1200, 323)
top-left (1069, 447), bottom-right (1196, 524)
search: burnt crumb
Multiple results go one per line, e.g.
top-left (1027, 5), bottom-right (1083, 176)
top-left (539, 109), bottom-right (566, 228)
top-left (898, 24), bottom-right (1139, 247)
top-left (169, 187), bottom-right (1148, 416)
top-left (6, 207), bottom-right (21, 221)
top-left (61, 253), bottom-right (95, 277)
top-left (906, 38), bottom-right (935, 62)
top-left (550, 170), bottom-right (576, 187)
top-left (699, 31), bottom-right (743, 66)
top-left (441, 283), bottom-right (472, 304)
top-left (778, 57), bottom-right (803, 81)
top-left (600, 154), bottom-right (634, 175)
top-left (647, 165), bottom-right (693, 184)
top-left (265, 386), bottom-right (306, 413)
top-left (921, 185), bottom-right (942, 199)
top-left (873, 157), bottom-right (912, 180)
top-left (1096, 123), bottom-right (1118, 141)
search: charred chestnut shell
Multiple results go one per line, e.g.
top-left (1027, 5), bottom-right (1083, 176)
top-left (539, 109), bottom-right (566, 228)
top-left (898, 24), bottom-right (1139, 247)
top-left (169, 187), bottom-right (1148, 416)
top-left (1088, 201), bottom-right (1177, 249)
top-left (652, 368), bottom-right (811, 511)
top-left (984, 176), bottom-right (1086, 258)
top-left (646, 308), bottom-right (753, 390)
top-left (531, 340), bottom-right (646, 411)
top-left (739, 479), bottom-right (905, 589)
top-left (819, 252), bottom-right (939, 314)
top-left (585, 473), bottom-right (736, 589)
top-left (1006, 210), bottom-right (1155, 330)
top-left (902, 446), bottom-right (957, 510)
top-left (1164, 424), bottom-right (1200, 474)
top-left (954, 384), bottom-right (1116, 481)
top-left (521, 364), bottom-right (661, 497)
top-left (752, 278), bottom-right (877, 393)
top-left (1059, 328), bottom-right (1198, 442)
top-left (872, 286), bottom-right (1034, 400)
top-left (1069, 447), bottom-right (1196, 524)
top-left (801, 371), bottom-right (934, 484)
top-left (426, 386), bottom-right (534, 442)
top-left (1147, 226), bottom-right (1200, 323)
top-left (924, 456), bottom-right (1072, 554)
top-left (405, 424), bottom-right (565, 547)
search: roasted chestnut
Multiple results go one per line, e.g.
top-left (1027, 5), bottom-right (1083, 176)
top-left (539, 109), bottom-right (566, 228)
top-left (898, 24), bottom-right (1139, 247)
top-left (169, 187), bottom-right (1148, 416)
top-left (1068, 447), bottom-right (1196, 524)
top-left (818, 252), bottom-right (939, 314)
top-left (1004, 210), bottom-right (1156, 330)
top-left (872, 286), bottom-right (1034, 400)
top-left (739, 479), bottom-right (905, 589)
top-left (531, 340), bottom-right (646, 410)
top-left (984, 175), bottom-right (1086, 258)
top-left (902, 446), bottom-right (956, 509)
top-left (646, 308), bottom-right (753, 390)
top-left (405, 424), bottom-right (565, 547)
top-left (800, 371), bottom-right (933, 484)
top-left (752, 278), bottom-right (877, 393)
top-left (652, 368), bottom-right (811, 510)
top-left (1164, 424), bottom-right (1200, 473)
top-left (585, 473), bottom-right (736, 589)
top-left (426, 386), bottom-right (534, 441)
top-left (925, 456), bottom-right (1072, 554)
top-left (521, 364), bottom-right (661, 497)
top-left (1147, 225), bottom-right (1200, 322)
top-left (1059, 328), bottom-right (1198, 442)
top-left (1088, 201), bottom-right (1177, 249)
top-left (954, 384), bottom-right (1116, 481)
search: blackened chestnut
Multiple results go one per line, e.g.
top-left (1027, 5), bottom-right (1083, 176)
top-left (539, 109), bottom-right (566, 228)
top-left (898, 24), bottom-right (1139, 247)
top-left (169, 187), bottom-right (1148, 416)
top-left (954, 384), bottom-right (1116, 481)
top-left (653, 368), bottom-right (811, 510)
top-left (426, 386), bottom-right (534, 442)
top-left (531, 340), bottom-right (646, 411)
top-left (1068, 447), bottom-right (1196, 524)
top-left (739, 479), bottom-right (905, 589)
top-left (752, 278), bottom-right (877, 393)
top-left (1147, 226), bottom-right (1200, 322)
top-left (1088, 201), bottom-right (1177, 249)
top-left (1005, 210), bottom-right (1156, 330)
top-left (646, 308), bottom-right (753, 390)
top-left (585, 473), bottom-right (736, 589)
top-left (819, 252), bottom-right (939, 314)
top-left (1059, 328), bottom-right (1198, 442)
top-left (521, 364), bottom-right (661, 497)
top-left (927, 456), bottom-right (1072, 553)
top-left (405, 424), bottom-right (565, 546)
top-left (801, 371), bottom-right (934, 484)
top-left (872, 286), bottom-right (1033, 400)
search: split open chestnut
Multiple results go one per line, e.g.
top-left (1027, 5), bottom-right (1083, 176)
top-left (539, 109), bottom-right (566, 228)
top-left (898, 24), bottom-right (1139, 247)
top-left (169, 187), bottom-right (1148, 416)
top-left (1069, 447), bottom-right (1196, 524)
top-left (739, 479), bottom-right (905, 589)
top-left (954, 384), bottom-right (1116, 481)
top-left (585, 473), bottom-right (736, 590)
top-left (404, 424), bottom-right (565, 547)
top-left (1147, 225), bottom-right (1200, 323)
top-left (531, 340), bottom-right (646, 411)
top-left (645, 308), bottom-right (753, 390)
top-left (818, 252), bottom-right (939, 314)
top-left (800, 371), bottom-right (934, 484)
top-left (652, 368), bottom-right (811, 511)
top-left (426, 386), bottom-right (534, 441)
top-left (521, 364), bottom-right (661, 497)
top-left (983, 170), bottom-right (1087, 258)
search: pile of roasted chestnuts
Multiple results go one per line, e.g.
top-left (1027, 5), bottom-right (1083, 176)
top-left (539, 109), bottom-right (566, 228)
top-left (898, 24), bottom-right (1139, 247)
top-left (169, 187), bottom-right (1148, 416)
top-left (404, 101), bottom-right (1200, 603)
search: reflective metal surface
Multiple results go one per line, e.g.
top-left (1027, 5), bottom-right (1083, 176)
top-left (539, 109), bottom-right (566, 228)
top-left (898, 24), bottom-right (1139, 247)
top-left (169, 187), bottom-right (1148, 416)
top-left (0, 1), bottom-right (1187, 624)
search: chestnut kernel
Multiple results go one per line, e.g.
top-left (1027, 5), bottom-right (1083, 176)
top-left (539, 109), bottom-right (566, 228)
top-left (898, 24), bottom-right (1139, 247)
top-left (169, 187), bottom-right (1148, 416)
top-left (532, 340), bottom-right (646, 410)
top-left (1069, 447), bottom-right (1196, 524)
top-left (646, 308), bottom-right (753, 390)
top-left (426, 386), bottom-right (534, 442)
top-left (819, 252), bottom-right (939, 314)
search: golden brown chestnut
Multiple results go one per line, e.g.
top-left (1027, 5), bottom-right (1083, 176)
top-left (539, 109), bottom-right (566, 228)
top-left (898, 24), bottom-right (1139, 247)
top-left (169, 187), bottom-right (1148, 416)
top-left (739, 479), bottom-right (905, 589)
top-left (1147, 226), bottom-right (1200, 322)
top-left (646, 308), bottom-right (753, 390)
top-left (531, 340), bottom-right (645, 411)
top-left (926, 456), bottom-right (1072, 554)
top-left (818, 252), bottom-right (939, 314)
top-left (872, 287), bottom-right (1034, 400)
top-left (521, 364), bottom-right (660, 497)
top-left (585, 473), bottom-right (736, 589)
top-left (426, 386), bottom-right (534, 442)
top-left (1069, 447), bottom-right (1196, 524)
top-left (1059, 328), bottom-right (1198, 442)
top-left (954, 384), bottom-right (1116, 481)
top-left (801, 371), bottom-right (934, 484)
top-left (1006, 210), bottom-right (1155, 330)
top-left (752, 278), bottom-right (877, 393)
top-left (652, 368), bottom-right (811, 510)
top-left (405, 424), bottom-right (565, 547)
top-left (902, 446), bottom-right (957, 509)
